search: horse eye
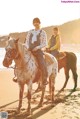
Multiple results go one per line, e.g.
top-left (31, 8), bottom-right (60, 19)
top-left (5, 46), bottom-right (8, 50)
top-left (5, 47), bottom-right (7, 51)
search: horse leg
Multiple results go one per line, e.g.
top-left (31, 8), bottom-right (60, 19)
top-left (27, 90), bottom-right (32, 115)
top-left (71, 68), bottom-right (78, 91)
top-left (27, 82), bottom-right (32, 115)
top-left (60, 68), bottom-right (69, 92)
top-left (35, 82), bottom-right (42, 92)
top-left (38, 84), bottom-right (46, 107)
top-left (17, 84), bottom-right (24, 112)
top-left (50, 74), bottom-right (55, 106)
top-left (49, 76), bottom-right (52, 95)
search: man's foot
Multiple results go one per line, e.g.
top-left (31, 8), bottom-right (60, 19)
top-left (43, 81), bottom-right (48, 85)
top-left (13, 77), bottom-right (17, 83)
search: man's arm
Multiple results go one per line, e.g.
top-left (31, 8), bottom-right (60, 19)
top-left (47, 36), bottom-right (52, 48)
top-left (50, 35), bottom-right (60, 51)
top-left (25, 31), bottom-right (31, 49)
top-left (33, 30), bottom-right (47, 51)
top-left (40, 30), bottom-right (47, 48)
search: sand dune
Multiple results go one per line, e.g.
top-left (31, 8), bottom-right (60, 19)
top-left (0, 19), bottom-right (80, 47)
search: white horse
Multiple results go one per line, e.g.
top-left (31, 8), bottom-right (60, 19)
top-left (3, 37), bottom-right (58, 115)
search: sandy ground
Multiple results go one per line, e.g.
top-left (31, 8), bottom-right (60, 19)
top-left (0, 44), bottom-right (80, 119)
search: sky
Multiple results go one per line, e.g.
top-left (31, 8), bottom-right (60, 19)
top-left (0, 0), bottom-right (80, 35)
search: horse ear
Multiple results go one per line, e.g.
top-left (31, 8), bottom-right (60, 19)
top-left (8, 36), bottom-right (10, 40)
top-left (15, 38), bottom-right (19, 43)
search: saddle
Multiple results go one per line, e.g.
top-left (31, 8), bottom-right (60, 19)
top-left (58, 52), bottom-right (66, 60)
top-left (46, 48), bottom-right (66, 60)
top-left (44, 53), bottom-right (54, 65)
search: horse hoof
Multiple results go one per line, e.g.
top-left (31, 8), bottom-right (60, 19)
top-left (51, 102), bottom-right (55, 107)
top-left (15, 109), bottom-right (20, 114)
top-left (26, 110), bottom-right (32, 116)
top-left (71, 88), bottom-right (76, 92)
top-left (60, 88), bottom-right (64, 92)
top-left (35, 87), bottom-right (42, 92)
top-left (38, 103), bottom-right (43, 107)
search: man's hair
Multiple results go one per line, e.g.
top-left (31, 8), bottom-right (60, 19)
top-left (33, 17), bottom-right (41, 24)
top-left (53, 27), bottom-right (59, 31)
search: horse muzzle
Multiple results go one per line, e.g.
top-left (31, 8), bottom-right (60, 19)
top-left (3, 57), bottom-right (12, 68)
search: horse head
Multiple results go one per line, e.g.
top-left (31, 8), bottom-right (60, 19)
top-left (3, 37), bottom-right (19, 67)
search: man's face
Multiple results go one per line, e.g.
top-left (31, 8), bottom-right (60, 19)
top-left (33, 22), bottom-right (40, 28)
top-left (53, 30), bottom-right (58, 36)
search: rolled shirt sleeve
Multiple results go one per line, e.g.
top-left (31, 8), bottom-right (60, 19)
top-left (37, 30), bottom-right (47, 49)
top-left (25, 31), bottom-right (31, 49)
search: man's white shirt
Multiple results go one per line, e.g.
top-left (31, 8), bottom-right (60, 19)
top-left (25, 29), bottom-right (47, 50)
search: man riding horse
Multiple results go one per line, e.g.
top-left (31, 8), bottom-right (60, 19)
top-left (25, 17), bottom-right (48, 85)
top-left (13, 17), bottom-right (48, 85)
top-left (46, 27), bottom-right (78, 91)
top-left (47, 27), bottom-right (61, 59)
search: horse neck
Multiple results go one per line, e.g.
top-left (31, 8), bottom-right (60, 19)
top-left (14, 46), bottom-right (25, 69)
top-left (24, 50), bottom-right (37, 67)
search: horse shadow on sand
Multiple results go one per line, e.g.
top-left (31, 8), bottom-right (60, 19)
top-left (7, 90), bottom-right (75, 119)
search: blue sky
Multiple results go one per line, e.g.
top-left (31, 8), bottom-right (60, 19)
top-left (0, 0), bottom-right (80, 35)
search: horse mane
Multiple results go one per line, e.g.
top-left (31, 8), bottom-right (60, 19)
top-left (16, 42), bottom-right (26, 66)
top-left (17, 41), bottom-right (38, 68)
top-left (17, 42), bottom-right (24, 58)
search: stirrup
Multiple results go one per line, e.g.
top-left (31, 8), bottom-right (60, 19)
top-left (13, 77), bottom-right (17, 83)
top-left (43, 81), bottom-right (48, 85)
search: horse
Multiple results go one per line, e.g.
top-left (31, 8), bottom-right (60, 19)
top-left (45, 48), bottom-right (78, 92)
top-left (3, 37), bottom-right (58, 115)
top-left (58, 51), bottom-right (78, 92)
top-left (36, 51), bottom-right (78, 94)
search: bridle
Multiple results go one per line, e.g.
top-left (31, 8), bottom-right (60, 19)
top-left (5, 48), bottom-right (19, 61)
top-left (5, 44), bottom-right (31, 70)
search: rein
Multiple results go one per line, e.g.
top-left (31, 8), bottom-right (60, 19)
top-left (5, 41), bottom-right (32, 75)
top-left (8, 50), bottom-right (31, 70)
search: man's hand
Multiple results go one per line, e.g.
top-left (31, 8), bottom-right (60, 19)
top-left (23, 44), bottom-right (29, 51)
top-left (46, 48), bottom-right (51, 52)
top-left (50, 47), bottom-right (55, 51)
top-left (32, 46), bottom-right (40, 51)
